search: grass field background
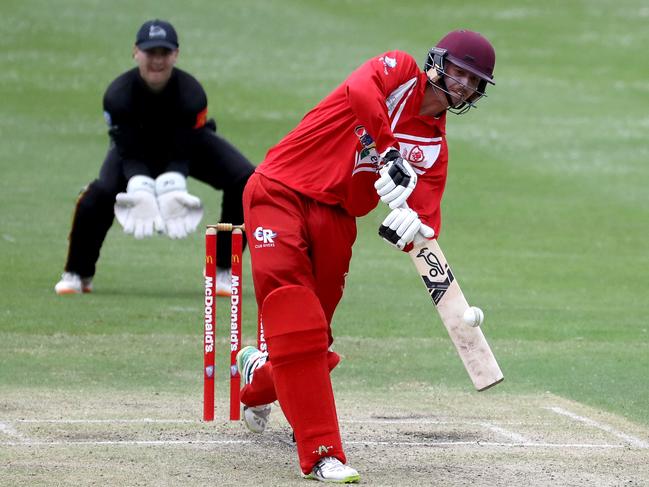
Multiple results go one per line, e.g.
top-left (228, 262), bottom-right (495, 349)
top-left (1, 0), bottom-right (648, 449)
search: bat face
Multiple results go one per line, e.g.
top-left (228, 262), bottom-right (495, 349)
top-left (410, 239), bottom-right (503, 391)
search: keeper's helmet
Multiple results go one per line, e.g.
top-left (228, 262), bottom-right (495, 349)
top-left (424, 30), bottom-right (496, 114)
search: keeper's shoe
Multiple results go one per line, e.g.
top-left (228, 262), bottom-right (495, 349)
top-left (303, 457), bottom-right (360, 483)
top-left (54, 272), bottom-right (93, 295)
top-left (216, 267), bottom-right (232, 296)
top-left (236, 345), bottom-right (271, 433)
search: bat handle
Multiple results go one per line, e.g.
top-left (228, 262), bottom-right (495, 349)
top-left (412, 232), bottom-right (431, 247)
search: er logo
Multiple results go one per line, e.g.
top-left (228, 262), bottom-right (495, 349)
top-left (254, 226), bottom-right (276, 244)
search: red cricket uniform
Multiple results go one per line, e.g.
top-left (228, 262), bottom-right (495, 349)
top-left (242, 50), bottom-right (449, 474)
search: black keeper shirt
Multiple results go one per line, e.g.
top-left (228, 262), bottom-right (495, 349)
top-left (102, 67), bottom-right (208, 178)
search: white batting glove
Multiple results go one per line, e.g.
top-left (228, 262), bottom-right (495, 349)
top-left (114, 175), bottom-right (164, 239)
top-left (378, 206), bottom-right (434, 250)
top-left (374, 148), bottom-right (418, 209)
top-left (155, 172), bottom-right (204, 239)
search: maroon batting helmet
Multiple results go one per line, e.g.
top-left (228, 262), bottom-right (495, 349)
top-left (424, 30), bottom-right (496, 113)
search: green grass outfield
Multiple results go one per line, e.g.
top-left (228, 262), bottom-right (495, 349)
top-left (1, 0), bottom-right (648, 437)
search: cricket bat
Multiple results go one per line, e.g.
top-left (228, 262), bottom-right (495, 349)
top-left (351, 124), bottom-right (503, 389)
top-left (409, 237), bottom-right (504, 391)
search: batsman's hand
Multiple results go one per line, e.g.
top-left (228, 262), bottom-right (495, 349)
top-left (379, 206), bottom-right (434, 250)
top-left (155, 171), bottom-right (204, 239)
top-left (374, 148), bottom-right (417, 209)
top-left (114, 175), bottom-right (165, 239)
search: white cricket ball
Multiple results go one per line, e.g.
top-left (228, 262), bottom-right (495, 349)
top-left (462, 306), bottom-right (484, 327)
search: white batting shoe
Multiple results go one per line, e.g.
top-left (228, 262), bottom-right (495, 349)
top-left (216, 267), bottom-right (232, 296)
top-left (237, 346), bottom-right (267, 385)
top-left (242, 404), bottom-right (272, 434)
top-left (236, 346), bottom-right (271, 433)
top-left (54, 272), bottom-right (93, 295)
top-left (303, 457), bottom-right (360, 483)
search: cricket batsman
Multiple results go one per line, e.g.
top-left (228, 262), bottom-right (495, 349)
top-left (236, 30), bottom-right (497, 482)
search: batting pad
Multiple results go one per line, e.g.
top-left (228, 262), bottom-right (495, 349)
top-left (262, 285), bottom-right (328, 337)
top-left (240, 350), bottom-right (341, 407)
top-left (262, 285), bottom-right (346, 473)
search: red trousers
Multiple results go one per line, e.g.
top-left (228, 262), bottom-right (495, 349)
top-left (242, 173), bottom-right (357, 473)
top-left (243, 173), bottom-right (357, 330)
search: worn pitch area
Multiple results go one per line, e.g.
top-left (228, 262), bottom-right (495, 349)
top-left (1, 389), bottom-right (647, 486)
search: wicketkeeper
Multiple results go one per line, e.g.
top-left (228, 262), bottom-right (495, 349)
top-left (236, 30), bottom-right (497, 482)
top-left (55, 19), bottom-right (254, 296)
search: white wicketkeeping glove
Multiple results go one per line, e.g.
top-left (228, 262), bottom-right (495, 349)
top-left (374, 148), bottom-right (418, 209)
top-left (154, 171), bottom-right (204, 239)
top-left (114, 175), bottom-right (164, 239)
top-left (378, 206), bottom-right (435, 250)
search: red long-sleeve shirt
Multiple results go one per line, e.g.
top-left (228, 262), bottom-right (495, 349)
top-left (258, 50), bottom-right (449, 234)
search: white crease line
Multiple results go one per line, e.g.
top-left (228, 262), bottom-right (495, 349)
top-left (546, 406), bottom-right (649, 448)
top-left (341, 419), bottom-right (547, 426)
top-left (1, 439), bottom-right (252, 446)
top-left (0, 439), bottom-right (626, 449)
top-left (347, 441), bottom-right (625, 449)
top-left (13, 418), bottom-right (462, 426)
top-left (12, 419), bottom-right (196, 424)
top-left (0, 421), bottom-right (25, 440)
top-left (3, 418), bottom-right (552, 426)
top-left (479, 422), bottom-right (530, 443)
top-left (343, 419), bottom-right (469, 425)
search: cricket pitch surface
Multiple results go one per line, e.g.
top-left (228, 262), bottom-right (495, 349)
top-left (1, 388), bottom-right (647, 486)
